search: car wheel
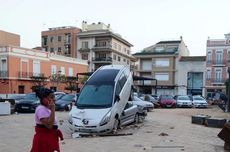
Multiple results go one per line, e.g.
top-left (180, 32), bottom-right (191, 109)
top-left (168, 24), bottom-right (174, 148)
top-left (134, 114), bottom-right (139, 124)
top-left (65, 104), bottom-right (70, 111)
top-left (112, 118), bottom-right (119, 134)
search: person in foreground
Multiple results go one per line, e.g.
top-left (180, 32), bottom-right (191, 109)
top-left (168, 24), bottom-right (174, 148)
top-left (31, 87), bottom-right (64, 152)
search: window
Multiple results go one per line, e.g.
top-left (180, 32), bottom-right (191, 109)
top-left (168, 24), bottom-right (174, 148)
top-left (118, 56), bottom-right (121, 62)
top-left (155, 47), bottom-right (164, 52)
top-left (50, 36), bottom-right (54, 43)
top-left (97, 41), bottom-right (106, 47)
top-left (50, 48), bottom-right (54, 52)
top-left (113, 54), bottom-right (116, 60)
top-left (58, 36), bottom-right (62, 42)
top-left (81, 53), bottom-right (88, 60)
top-left (123, 58), bottom-right (126, 62)
top-left (228, 49), bottom-right (230, 62)
top-left (155, 59), bottom-right (169, 67)
top-left (127, 50), bottom-right (130, 55)
top-left (82, 41), bottom-right (89, 49)
top-left (207, 50), bottom-right (211, 63)
top-left (58, 47), bottom-right (62, 52)
top-left (69, 67), bottom-right (73, 76)
top-left (141, 60), bottom-right (152, 70)
top-left (1, 59), bottom-right (7, 71)
top-left (118, 45), bottom-right (121, 51)
top-left (33, 61), bottom-right (40, 76)
top-left (155, 73), bottom-right (169, 81)
top-left (206, 69), bottom-right (211, 80)
top-left (215, 69), bottom-right (221, 82)
top-left (114, 42), bottom-right (117, 49)
top-left (124, 48), bottom-right (126, 53)
top-left (60, 66), bottom-right (65, 75)
top-left (51, 65), bottom-right (57, 74)
top-left (127, 60), bottom-right (129, 65)
top-left (216, 50), bottom-right (222, 64)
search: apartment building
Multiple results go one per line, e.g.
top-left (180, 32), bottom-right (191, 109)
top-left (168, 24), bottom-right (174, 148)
top-left (0, 46), bottom-right (88, 94)
top-left (77, 21), bottom-right (136, 71)
top-left (0, 30), bottom-right (20, 46)
top-left (176, 56), bottom-right (206, 96)
top-left (205, 33), bottom-right (230, 98)
top-left (41, 26), bottom-right (81, 58)
top-left (133, 37), bottom-right (190, 95)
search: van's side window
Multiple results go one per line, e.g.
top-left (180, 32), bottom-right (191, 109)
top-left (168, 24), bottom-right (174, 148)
top-left (119, 73), bottom-right (127, 89)
top-left (115, 83), bottom-right (122, 96)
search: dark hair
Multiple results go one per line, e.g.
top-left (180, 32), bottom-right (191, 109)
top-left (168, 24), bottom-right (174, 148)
top-left (35, 87), bottom-right (54, 100)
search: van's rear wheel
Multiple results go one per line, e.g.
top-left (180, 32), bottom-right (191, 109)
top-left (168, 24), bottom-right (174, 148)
top-left (112, 118), bottom-right (119, 134)
top-left (134, 114), bottom-right (139, 124)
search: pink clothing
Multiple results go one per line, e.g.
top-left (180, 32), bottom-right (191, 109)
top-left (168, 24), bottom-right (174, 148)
top-left (35, 105), bottom-right (57, 125)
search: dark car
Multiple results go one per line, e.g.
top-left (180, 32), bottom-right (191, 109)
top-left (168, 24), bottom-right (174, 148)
top-left (55, 94), bottom-right (77, 111)
top-left (159, 95), bottom-right (176, 108)
top-left (15, 93), bottom-right (40, 112)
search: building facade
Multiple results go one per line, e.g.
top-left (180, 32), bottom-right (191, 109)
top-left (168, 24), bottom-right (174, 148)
top-left (133, 38), bottom-right (190, 95)
top-left (41, 26), bottom-right (81, 58)
top-left (205, 33), bottom-right (230, 98)
top-left (77, 21), bottom-right (136, 72)
top-left (0, 30), bottom-right (20, 46)
top-left (0, 46), bottom-right (88, 94)
top-left (176, 56), bottom-right (206, 96)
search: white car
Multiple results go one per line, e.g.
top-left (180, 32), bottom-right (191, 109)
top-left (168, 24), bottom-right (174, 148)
top-left (175, 95), bottom-right (193, 108)
top-left (192, 95), bottom-right (208, 108)
top-left (69, 65), bottom-right (133, 134)
top-left (133, 96), bottom-right (154, 112)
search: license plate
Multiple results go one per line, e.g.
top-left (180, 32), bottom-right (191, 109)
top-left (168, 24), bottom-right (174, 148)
top-left (21, 106), bottom-right (29, 109)
top-left (166, 105), bottom-right (172, 107)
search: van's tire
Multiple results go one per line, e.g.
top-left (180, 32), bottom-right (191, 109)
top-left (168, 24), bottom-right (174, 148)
top-left (112, 118), bottom-right (119, 134)
top-left (134, 114), bottom-right (139, 124)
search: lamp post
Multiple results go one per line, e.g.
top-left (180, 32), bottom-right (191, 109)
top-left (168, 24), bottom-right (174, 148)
top-left (227, 67), bottom-right (230, 112)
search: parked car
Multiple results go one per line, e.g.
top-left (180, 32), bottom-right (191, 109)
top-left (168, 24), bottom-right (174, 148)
top-left (15, 93), bottom-right (40, 112)
top-left (140, 94), bottom-right (160, 108)
top-left (55, 94), bottom-right (77, 111)
top-left (133, 96), bottom-right (154, 112)
top-left (69, 65), bottom-right (133, 134)
top-left (192, 95), bottom-right (208, 108)
top-left (159, 95), bottom-right (176, 108)
top-left (54, 92), bottom-right (66, 101)
top-left (175, 95), bottom-right (193, 108)
top-left (151, 94), bottom-right (159, 100)
top-left (8, 94), bottom-right (25, 103)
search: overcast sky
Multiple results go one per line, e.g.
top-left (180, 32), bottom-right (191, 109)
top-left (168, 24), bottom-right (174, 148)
top-left (0, 0), bottom-right (230, 56)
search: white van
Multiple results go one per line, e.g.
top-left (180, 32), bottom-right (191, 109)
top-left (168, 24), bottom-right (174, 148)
top-left (69, 65), bottom-right (133, 134)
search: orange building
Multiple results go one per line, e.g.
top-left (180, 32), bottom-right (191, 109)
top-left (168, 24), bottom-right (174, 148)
top-left (0, 30), bottom-right (20, 46)
top-left (0, 46), bottom-right (88, 94)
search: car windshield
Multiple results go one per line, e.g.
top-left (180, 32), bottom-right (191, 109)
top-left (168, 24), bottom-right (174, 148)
top-left (193, 96), bottom-right (204, 100)
top-left (24, 93), bottom-right (38, 100)
top-left (161, 95), bottom-right (173, 99)
top-left (76, 84), bottom-right (114, 108)
top-left (61, 94), bottom-right (74, 101)
top-left (178, 96), bottom-right (190, 100)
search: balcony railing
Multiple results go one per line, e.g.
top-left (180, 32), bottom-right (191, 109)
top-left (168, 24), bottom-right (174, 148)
top-left (92, 57), bottom-right (112, 62)
top-left (210, 78), bottom-right (225, 84)
top-left (78, 48), bottom-right (90, 52)
top-left (18, 72), bottom-right (45, 78)
top-left (92, 44), bottom-right (112, 50)
top-left (0, 71), bottom-right (8, 77)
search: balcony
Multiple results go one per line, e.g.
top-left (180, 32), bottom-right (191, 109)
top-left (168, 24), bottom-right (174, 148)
top-left (210, 78), bottom-right (225, 84)
top-left (78, 48), bottom-right (90, 52)
top-left (212, 60), bottom-right (228, 67)
top-left (0, 71), bottom-right (8, 78)
top-left (92, 44), bottom-right (112, 51)
top-left (92, 57), bottom-right (112, 63)
top-left (18, 72), bottom-right (45, 79)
